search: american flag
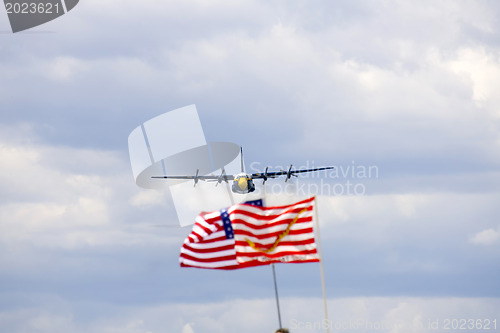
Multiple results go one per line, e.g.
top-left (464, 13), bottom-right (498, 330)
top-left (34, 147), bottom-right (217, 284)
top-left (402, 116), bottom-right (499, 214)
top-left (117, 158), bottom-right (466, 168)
top-left (180, 197), bottom-right (319, 270)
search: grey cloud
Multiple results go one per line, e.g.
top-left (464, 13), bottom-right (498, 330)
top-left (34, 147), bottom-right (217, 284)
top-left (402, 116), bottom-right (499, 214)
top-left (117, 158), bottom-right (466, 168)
top-left (2, 1), bottom-right (500, 330)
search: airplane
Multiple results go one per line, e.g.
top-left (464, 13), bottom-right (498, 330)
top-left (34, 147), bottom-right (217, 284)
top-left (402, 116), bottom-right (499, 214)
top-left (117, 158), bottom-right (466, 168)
top-left (152, 148), bottom-right (334, 194)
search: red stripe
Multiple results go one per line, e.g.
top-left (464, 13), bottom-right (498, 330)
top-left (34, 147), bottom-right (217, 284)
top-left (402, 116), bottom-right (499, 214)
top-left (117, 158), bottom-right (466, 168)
top-left (236, 249), bottom-right (318, 259)
top-left (196, 223), bottom-right (214, 236)
top-left (229, 205), bottom-right (313, 222)
top-left (238, 196), bottom-right (315, 211)
top-left (180, 253), bottom-right (237, 263)
top-left (286, 259), bottom-right (320, 263)
top-left (234, 258), bottom-right (319, 268)
top-left (197, 235), bottom-right (228, 243)
top-left (230, 216), bottom-right (312, 231)
top-left (189, 230), bottom-right (203, 242)
top-left (234, 227), bottom-right (315, 240)
top-left (202, 214), bottom-right (222, 224)
top-left (235, 238), bottom-right (316, 248)
top-left (181, 255), bottom-right (319, 270)
top-left (183, 243), bottom-right (235, 254)
top-left (180, 263), bottom-right (241, 270)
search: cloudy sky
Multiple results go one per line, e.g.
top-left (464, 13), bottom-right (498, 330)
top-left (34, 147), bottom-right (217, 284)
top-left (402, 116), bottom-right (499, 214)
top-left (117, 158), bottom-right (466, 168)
top-left (1, 1), bottom-right (500, 332)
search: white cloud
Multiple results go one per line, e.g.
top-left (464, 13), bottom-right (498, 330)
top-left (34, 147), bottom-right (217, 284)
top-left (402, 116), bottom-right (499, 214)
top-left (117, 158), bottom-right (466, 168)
top-left (129, 189), bottom-right (169, 208)
top-left (1, 296), bottom-right (498, 333)
top-left (0, 309), bottom-right (76, 333)
top-left (446, 48), bottom-right (500, 116)
top-left (0, 128), bottom-right (181, 252)
top-left (0, 142), bottom-right (112, 231)
top-left (313, 191), bottom-right (500, 279)
top-left (44, 56), bottom-right (91, 81)
top-left (182, 323), bottom-right (195, 333)
top-left (2, 1), bottom-right (500, 331)
top-left (470, 226), bottom-right (500, 245)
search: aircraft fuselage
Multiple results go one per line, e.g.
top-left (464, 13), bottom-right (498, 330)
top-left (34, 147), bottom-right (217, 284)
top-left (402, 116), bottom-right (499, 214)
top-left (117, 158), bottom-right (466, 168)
top-left (232, 173), bottom-right (256, 194)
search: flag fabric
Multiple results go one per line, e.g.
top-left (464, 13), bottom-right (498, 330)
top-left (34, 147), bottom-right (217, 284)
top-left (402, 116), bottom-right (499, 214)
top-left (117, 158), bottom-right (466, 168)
top-left (179, 197), bottom-right (319, 269)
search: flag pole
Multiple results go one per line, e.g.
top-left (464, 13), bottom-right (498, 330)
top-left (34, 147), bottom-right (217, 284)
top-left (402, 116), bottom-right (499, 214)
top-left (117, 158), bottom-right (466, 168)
top-left (314, 197), bottom-right (330, 332)
top-left (265, 187), bottom-right (282, 328)
top-left (271, 263), bottom-right (283, 329)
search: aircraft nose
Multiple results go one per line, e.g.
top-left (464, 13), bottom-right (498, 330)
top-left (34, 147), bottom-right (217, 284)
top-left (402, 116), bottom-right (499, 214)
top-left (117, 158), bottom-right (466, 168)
top-left (238, 177), bottom-right (247, 190)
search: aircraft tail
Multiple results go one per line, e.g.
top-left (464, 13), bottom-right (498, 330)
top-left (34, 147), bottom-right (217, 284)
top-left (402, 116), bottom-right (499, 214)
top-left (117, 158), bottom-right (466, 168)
top-left (240, 146), bottom-right (245, 173)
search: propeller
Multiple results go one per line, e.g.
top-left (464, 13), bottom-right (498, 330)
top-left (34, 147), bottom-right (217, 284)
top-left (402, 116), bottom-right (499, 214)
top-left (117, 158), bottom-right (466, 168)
top-left (285, 164), bottom-right (294, 182)
top-left (216, 168), bottom-right (227, 187)
top-left (262, 166), bottom-right (269, 185)
top-left (193, 169), bottom-right (199, 187)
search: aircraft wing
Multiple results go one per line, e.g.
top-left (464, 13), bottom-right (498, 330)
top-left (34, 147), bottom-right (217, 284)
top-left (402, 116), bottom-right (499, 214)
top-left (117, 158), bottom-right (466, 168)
top-left (152, 174), bottom-right (235, 180)
top-left (251, 166), bottom-right (334, 180)
top-left (151, 167), bottom-right (235, 186)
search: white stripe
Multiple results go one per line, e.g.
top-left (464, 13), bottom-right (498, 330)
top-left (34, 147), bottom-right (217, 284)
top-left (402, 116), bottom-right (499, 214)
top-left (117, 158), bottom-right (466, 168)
top-left (230, 212), bottom-right (313, 228)
top-left (228, 200), bottom-right (313, 216)
top-left (195, 215), bottom-right (221, 232)
top-left (188, 219), bottom-right (223, 243)
top-left (233, 219), bottom-right (314, 237)
top-left (180, 257), bottom-right (238, 268)
top-left (236, 243), bottom-right (317, 254)
top-left (236, 254), bottom-right (319, 264)
top-left (185, 236), bottom-right (234, 249)
top-left (236, 233), bottom-right (316, 246)
top-left (233, 217), bottom-right (314, 232)
top-left (203, 210), bottom-right (221, 220)
top-left (229, 208), bottom-right (313, 223)
top-left (181, 247), bottom-right (236, 259)
top-left (190, 225), bottom-right (210, 242)
top-left (199, 230), bottom-right (226, 241)
top-left (230, 209), bottom-right (313, 221)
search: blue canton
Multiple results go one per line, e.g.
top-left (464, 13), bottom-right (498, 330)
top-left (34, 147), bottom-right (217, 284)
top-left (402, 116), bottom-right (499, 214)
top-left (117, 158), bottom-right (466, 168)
top-left (220, 208), bottom-right (234, 240)
top-left (221, 199), bottom-right (264, 240)
top-left (244, 199), bottom-right (264, 207)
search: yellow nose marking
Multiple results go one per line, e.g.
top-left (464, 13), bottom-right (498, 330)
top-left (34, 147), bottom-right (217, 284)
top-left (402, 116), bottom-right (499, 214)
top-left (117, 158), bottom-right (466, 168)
top-left (238, 177), bottom-right (248, 190)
